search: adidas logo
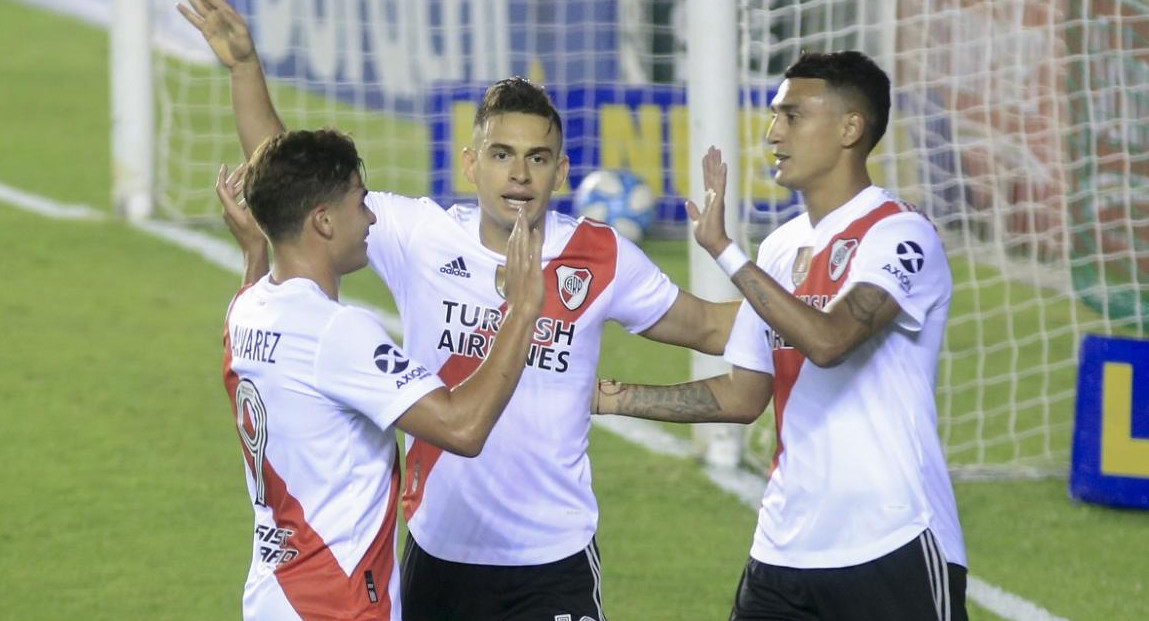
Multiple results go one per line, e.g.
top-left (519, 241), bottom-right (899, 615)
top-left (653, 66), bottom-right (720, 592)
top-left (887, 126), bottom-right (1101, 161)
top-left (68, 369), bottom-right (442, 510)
top-left (439, 256), bottom-right (471, 278)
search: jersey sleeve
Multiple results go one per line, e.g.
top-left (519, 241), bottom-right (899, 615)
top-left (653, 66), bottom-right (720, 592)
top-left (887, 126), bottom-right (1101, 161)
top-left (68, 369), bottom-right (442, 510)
top-left (608, 232), bottom-right (680, 333)
top-left (847, 213), bottom-right (952, 332)
top-left (314, 306), bottom-right (444, 431)
top-left (722, 299), bottom-right (776, 375)
top-left (365, 192), bottom-right (442, 305)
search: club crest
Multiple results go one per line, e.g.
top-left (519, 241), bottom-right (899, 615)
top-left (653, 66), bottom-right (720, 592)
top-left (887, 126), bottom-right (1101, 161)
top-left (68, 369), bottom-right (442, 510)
top-left (828, 238), bottom-right (859, 281)
top-left (556, 265), bottom-right (593, 310)
top-left (792, 247), bottom-right (813, 286)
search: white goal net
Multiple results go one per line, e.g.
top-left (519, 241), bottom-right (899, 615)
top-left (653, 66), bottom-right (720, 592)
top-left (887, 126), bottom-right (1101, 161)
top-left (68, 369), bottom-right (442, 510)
top-left (737, 0), bottom-right (1148, 478)
top-left (145, 0), bottom-right (1148, 478)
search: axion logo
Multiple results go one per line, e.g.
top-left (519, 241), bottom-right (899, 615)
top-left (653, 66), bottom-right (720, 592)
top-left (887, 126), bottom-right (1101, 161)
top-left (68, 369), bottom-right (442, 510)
top-left (897, 240), bottom-right (925, 273)
top-left (882, 264), bottom-right (913, 293)
top-left (373, 344), bottom-right (410, 374)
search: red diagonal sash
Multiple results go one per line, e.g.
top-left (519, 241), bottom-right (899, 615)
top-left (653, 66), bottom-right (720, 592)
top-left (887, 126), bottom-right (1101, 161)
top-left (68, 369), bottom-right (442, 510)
top-left (767, 202), bottom-right (906, 473)
top-left (403, 222), bottom-right (618, 520)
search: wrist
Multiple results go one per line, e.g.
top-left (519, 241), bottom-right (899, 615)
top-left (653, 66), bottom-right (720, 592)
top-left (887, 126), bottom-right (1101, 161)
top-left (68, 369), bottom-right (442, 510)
top-left (498, 306), bottom-right (536, 339)
top-left (707, 239), bottom-right (733, 259)
top-left (596, 379), bottom-right (626, 415)
top-left (714, 243), bottom-right (750, 277)
top-left (230, 57), bottom-right (262, 75)
top-left (241, 239), bottom-right (268, 256)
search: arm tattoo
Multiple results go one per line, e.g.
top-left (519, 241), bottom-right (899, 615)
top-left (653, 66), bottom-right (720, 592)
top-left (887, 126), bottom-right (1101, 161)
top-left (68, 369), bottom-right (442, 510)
top-left (732, 270), bottom-right (772, 311)
top-left (842, 284), bottom-right (891, 329)
top-left (602, 380), bottom-right (722, 422)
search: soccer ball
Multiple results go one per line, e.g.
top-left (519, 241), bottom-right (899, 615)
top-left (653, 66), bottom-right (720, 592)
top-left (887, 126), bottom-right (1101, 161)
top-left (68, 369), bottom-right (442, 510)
top-left (573, 169), bottom-right (656, 243)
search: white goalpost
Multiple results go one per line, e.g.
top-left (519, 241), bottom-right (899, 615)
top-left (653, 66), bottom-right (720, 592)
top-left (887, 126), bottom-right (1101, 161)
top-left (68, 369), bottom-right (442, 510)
top-left (685, 0), bottom-right (744, 469)
top-left (111, 0), bottom-right (153, 222)
top-left (113, 0), bottom-right (1148, 479)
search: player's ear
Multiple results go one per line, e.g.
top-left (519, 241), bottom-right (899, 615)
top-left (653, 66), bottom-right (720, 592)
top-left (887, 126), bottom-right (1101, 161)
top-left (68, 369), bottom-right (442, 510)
top-left (841, 111), bottom-right (865, 149)
top-left (553, 153), bottom-right (570, 192)
top-left (461, 146), bottom-right (478, 186)
top-left (311, 205), bottom-right (335, 239)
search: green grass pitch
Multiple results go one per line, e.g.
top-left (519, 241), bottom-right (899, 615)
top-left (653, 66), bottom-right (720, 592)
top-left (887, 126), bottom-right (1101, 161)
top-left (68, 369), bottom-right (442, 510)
top-left (2, 1), bottom-right (1147, 619)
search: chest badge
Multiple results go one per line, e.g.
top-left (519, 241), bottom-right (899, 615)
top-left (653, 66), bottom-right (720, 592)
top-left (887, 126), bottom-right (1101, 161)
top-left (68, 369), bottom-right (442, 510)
top-left (556, 265), bottom-right (593, 311)
top-left (792, 247), bottom-right (813, 286)
top-left (828, 238), bottom-right (859, 281)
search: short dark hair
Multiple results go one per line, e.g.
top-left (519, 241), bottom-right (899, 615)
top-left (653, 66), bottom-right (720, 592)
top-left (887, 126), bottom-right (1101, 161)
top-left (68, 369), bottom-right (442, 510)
top-left (243, 129), bottom-right (364, 241)
top-left (784, 51), bottom-right (891, 152)
top-left (474, 76), bottom-right (563, 146)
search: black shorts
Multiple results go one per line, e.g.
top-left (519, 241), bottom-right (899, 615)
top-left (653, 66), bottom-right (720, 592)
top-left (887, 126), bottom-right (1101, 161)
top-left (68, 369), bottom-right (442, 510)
top-left (730, 530), bottom-right (968, 621)
top-left (400, 533), bottom-right (606, 621)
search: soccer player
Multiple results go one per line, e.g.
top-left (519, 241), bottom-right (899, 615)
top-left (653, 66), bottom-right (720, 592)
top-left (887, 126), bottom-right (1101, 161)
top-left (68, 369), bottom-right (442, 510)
top-left (594, 51), bottom-right (969, 620)
top-left (218, 128), bottom-right (543, 620)
top-left (180, 1), bottom-right (737, 619)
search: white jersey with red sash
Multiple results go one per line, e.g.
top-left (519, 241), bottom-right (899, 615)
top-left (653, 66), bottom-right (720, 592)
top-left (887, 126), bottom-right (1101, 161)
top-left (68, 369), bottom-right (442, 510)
top-left (365, 193), bottom-right (679, 566)
top-left (724, 186), bottom-right (966, 570)
top-left (223, 276), bottom-right (444, 620)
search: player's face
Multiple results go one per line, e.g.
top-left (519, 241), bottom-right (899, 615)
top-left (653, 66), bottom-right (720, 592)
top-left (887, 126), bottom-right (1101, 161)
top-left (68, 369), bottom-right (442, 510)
top-left (329, 172), bottom-right (374, 274)
top-left (463, 112), bottom-right (569, 249)
top-left (766, 78), bottom-right (850, 192)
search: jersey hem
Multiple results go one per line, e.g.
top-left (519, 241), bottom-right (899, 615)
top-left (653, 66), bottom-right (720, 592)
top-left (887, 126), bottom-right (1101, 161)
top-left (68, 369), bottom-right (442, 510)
top-left (408, 527), bottom-right (596, 567)
top-left (749, 523), bottom-right (929, 569)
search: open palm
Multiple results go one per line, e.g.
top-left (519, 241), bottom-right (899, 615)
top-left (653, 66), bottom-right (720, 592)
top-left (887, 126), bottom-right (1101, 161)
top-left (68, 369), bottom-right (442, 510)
top-left (684, 146), bottom-right (731, 257)
top-left (177, 0), bottom-right (255, 68)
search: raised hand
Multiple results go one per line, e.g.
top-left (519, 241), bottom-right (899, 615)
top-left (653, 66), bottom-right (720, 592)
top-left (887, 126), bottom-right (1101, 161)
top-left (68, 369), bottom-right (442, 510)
top-left (216, 162), bottom-right (269, 284)
top-left (177, 0), bottom-right (256, 68)
top-left (214, 162), bottom-right (245, 211)
top-left (502, 211), bottom-right (545, 319)
top-left (214, 162), bottom-right (263, 246)
top-left (684, 146), bottom-right (731, 257)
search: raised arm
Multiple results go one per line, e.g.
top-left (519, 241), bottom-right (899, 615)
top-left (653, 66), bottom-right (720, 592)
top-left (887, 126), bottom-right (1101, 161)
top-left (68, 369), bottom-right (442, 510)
top-left (593, 366), bottom-right (772, 425)
top-left (186, 0), bottom-right (286, 283)
top-left (730, 277), bottom-right (900, 367)
top-left (178, 0), bottom-right (285, 159)
top-left (394, 212), bottom-right (545, 457)
top-left (689, 147), bottom-right (901, 367)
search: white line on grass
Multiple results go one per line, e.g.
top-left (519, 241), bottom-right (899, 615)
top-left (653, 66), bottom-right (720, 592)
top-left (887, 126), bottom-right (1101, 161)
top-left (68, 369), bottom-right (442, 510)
top-left (591, 415), bottom-right (695, 458)
top-left (142, 218), bottom-right (405, 334)
top-left (0, 182), bottom-right (1070, 621)
top-left (0, 181), bottom-right (403, 335)
top-left (0, 183), bottom-right (105, 220)
top-left (133, 218), bottom-right (405, 336)
top-left (966, 576), bottom-right (1073, 621)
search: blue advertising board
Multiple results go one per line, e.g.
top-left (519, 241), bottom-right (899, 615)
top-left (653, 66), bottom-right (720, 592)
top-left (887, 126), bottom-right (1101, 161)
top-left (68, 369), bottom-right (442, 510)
top-left (1070, 334), bottom-right (1149, 509)
top-left (233, 0), bottom-right (619, 114)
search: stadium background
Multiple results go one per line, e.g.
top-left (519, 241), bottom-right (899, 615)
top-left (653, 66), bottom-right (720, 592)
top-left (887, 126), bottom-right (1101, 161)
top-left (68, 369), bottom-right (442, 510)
top-left (1, 0), bottom-right (1147, 619)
